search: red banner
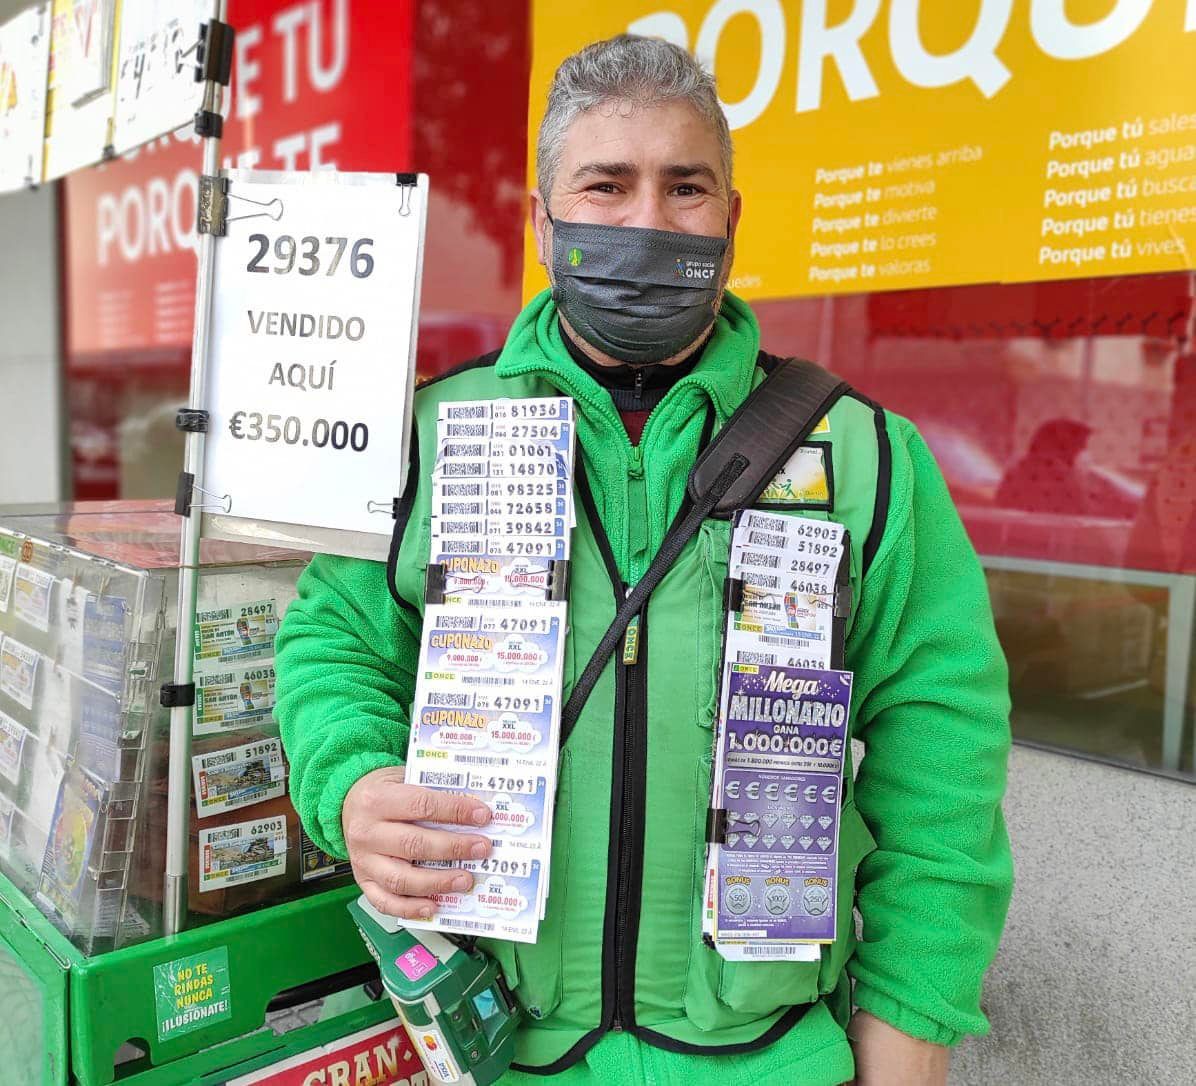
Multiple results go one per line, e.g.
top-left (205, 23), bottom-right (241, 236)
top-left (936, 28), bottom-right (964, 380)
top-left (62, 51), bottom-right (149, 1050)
top-left (225, 1019), bottom-right (425, 1086)
top-left (64, 0), bottom-right (415, 365)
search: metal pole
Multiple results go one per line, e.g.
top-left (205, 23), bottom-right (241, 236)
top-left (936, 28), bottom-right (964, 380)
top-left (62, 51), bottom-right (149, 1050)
top-left (164, 0), bottom-right (228, 935)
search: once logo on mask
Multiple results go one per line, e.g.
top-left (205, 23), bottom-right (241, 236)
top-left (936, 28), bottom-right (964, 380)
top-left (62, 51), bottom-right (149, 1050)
top-left (567, 247), bottom-right (583, 267)
top-left (674, 257), bottom-right (717, 281)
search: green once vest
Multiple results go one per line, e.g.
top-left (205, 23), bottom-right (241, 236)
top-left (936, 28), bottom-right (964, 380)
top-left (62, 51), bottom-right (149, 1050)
top-left (390, 351), bottom-right (885, 1072)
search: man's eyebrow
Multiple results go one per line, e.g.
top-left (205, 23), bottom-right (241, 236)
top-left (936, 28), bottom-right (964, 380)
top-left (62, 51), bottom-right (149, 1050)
top-left (661, 163), bottom-right (720, 185)
top-left (570, 161), bottom-right (638, 181)
top-left (569, 161), bottom-right (722, 186)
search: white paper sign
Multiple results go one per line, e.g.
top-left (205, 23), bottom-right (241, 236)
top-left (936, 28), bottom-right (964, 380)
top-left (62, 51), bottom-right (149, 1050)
top-left (0, 3), bottom-right (51, 192)
top-left (111, 0), bottom-right (214, 156)
top-left (202, 169), bottom-right (427, 546)
top-left (43, 0), bottom-right (118, 181)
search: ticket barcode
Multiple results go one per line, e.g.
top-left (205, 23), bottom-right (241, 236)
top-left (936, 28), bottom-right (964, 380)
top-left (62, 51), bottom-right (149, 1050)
top-left (418, 770), bottom-right (466, 787)
top-left (747, 531), bottom-right (788, 548)
top-left (740, 944), bottom-right (811, 957)
top-left (440, 462), bottom-right (486, 477)
top-left (425, 691), bottom-right (471, 706)
top-left (443, 918), bottom-right (492, 932)
top-left (738, 552), bottom-right (780, 568)
top-left (743, 573), bottom-right (780, 589)
top-left (456, 755), bottom-right (508, 765)
top-left (743, 514), bottom-right (788, 533)
top-left (438, 520), bottom-right (486, 535)
top-left (441, 443), bottom-right (487, 458)
top-left (758, 633), bottom-right (819, 646)
top-left (443, 424), bottom-right (488, 437)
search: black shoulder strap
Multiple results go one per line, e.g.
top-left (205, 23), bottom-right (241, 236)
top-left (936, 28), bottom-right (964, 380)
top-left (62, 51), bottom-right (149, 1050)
top-left (560, 357), bottom-right (850, 742)
top-left (688, 357), bottom-right (848, 517)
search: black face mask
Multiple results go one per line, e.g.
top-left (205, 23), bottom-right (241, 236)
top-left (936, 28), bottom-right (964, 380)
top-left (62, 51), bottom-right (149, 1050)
top-left (547, 215), bottom-right (728, 365)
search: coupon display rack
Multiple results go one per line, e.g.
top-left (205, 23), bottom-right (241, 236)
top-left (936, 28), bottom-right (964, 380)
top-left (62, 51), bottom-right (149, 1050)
top-left (0, 504), bottom-right (405, 1086)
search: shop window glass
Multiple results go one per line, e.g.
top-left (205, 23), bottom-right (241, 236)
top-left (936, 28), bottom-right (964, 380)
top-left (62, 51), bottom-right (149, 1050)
top-left (756, 272), bottom-right (1196, 781)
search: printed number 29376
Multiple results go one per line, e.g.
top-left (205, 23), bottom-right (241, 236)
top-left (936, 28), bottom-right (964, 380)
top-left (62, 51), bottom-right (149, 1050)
top-left (246, 235), bottom-right (374, 278)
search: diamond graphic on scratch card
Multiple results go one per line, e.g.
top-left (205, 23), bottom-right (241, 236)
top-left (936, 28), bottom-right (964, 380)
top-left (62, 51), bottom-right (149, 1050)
top-left (762, 813), bottom-right (779, 828)
top-left (726, 832), bottom-right (740, 848)
top-left (761, 835), bottom-right (777, 849)
top-left (780, 814), bottom-right (797, 829)
top-left (799, 815), bottom-right (815, 829)
top-left (780, 835), bottom-right (796, 849)
top-left (818, 816), bottom-right (833, 829)
top-left (742, 834), bottom-right (759, 849)
top-left (799, 836), bottom-right (814, 850)
top-left (817, 836), bottom-right (832, 851)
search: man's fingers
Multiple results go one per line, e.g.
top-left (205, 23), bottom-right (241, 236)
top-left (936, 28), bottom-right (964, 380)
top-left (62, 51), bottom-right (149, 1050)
top-left (404, 786), bottom-right (492, 828)
top-left (343, 781), bottom-right (490, 854)
top-left (358, 880), bottom-right (438, 922)
top-left (350, 778), bottom-right (490, 828)
top-left (360, 856), bottom-right (476, 901)
top-left (367, 821), bottom-right (492, 864)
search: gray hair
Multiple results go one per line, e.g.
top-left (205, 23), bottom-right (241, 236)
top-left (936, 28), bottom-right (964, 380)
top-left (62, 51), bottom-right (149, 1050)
top-left (536, 35), bottom-right (733, 205)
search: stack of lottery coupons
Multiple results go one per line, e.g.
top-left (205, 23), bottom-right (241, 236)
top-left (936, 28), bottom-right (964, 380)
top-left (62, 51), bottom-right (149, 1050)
top-left (703, 510), bottom-right (852, 962)
top-left (401, 397), bottom-right (576, 944)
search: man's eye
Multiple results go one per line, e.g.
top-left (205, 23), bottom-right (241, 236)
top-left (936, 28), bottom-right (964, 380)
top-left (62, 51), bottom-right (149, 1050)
top-left (673, 184), bottom-right (703, 197)
top-left (589, 183), bottom-right (621, 194)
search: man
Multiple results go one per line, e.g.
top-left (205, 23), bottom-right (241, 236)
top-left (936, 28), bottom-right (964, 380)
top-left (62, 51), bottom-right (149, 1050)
top-left (276, 35), bottom-right (1012, 1086)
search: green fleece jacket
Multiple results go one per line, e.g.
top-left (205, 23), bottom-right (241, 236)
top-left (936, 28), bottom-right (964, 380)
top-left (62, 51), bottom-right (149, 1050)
top-left (275, 290), bottom-right (1012, 1076)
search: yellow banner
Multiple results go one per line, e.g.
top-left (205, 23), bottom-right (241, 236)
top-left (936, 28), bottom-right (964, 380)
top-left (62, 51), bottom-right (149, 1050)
top-left (526, 0), bottom-right (1196, 301)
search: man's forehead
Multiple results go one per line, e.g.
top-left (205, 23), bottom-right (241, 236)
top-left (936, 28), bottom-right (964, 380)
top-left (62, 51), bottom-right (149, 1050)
top-left (557, 99), bottom-right (723, 172)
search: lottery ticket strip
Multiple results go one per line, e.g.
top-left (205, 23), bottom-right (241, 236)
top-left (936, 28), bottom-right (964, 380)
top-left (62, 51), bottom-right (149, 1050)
top-left (703, 510), bottom-right (852, 961)
top-left (401, 398), bottom-right (576, 944)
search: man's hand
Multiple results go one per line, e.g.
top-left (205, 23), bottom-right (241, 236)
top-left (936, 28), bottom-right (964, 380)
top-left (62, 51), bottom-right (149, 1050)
top-left (343, 766), bottom-right (492, 920)
top-left (848, 1010), bottom-right (949, 1086)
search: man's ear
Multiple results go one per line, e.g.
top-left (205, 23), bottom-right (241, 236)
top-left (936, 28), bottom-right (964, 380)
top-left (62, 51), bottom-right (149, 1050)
top-left (727, 189), bottom-right (743, 242)
top-left (529, 190), bottom-right (551, 267)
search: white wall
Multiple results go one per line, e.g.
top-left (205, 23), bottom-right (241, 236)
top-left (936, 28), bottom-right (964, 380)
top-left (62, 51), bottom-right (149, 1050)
top-left (0, 0), bottom-right (63, 506)
top-left (0, 180), bottom-right (63, 505)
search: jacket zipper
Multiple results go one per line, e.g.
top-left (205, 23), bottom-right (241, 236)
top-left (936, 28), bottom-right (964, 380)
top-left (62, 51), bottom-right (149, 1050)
top-left (611, 598), bottom-right (647, 1030)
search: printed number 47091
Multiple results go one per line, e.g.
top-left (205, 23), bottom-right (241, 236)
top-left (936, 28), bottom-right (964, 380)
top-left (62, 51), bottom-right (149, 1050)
top-left (246, 235), bottom-right (374, 278)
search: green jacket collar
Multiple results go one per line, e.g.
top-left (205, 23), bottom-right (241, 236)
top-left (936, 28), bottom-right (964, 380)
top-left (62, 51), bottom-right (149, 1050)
top-left (495, 288), bottom-right (761, 430)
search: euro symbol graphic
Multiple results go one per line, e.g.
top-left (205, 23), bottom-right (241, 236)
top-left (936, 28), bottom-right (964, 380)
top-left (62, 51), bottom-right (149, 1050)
top-left (228, 411), bottom-right (247, 438)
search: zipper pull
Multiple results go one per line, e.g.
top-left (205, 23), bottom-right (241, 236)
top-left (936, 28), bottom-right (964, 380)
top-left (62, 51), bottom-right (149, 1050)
top-left (634, 368), bottom-right (645, 408)
top-left (627, 443), bottom-right (644, 479)
top-left (622, 613), bottom-right (641, 666)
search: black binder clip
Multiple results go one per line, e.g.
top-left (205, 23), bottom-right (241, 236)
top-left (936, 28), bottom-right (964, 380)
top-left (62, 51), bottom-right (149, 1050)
top-left (706, 808), bottom-right (728, 844)
top-left (724, 576), bottom-right (745, 614)
top-left (195, 19), bottom-right (235, 85)
top-left (160, 682), bottom-right (196, 708)
top-left (175, 408), bottom-right (209, 433)
top-left (548, 560), bottom-right (570, 602)
top-left (425, 563), bottom-right (447, 606)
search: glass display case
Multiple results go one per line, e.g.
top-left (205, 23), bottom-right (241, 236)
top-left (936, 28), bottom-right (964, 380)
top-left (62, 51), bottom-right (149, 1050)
top-left (0, 501), bottom-right (350, 958)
